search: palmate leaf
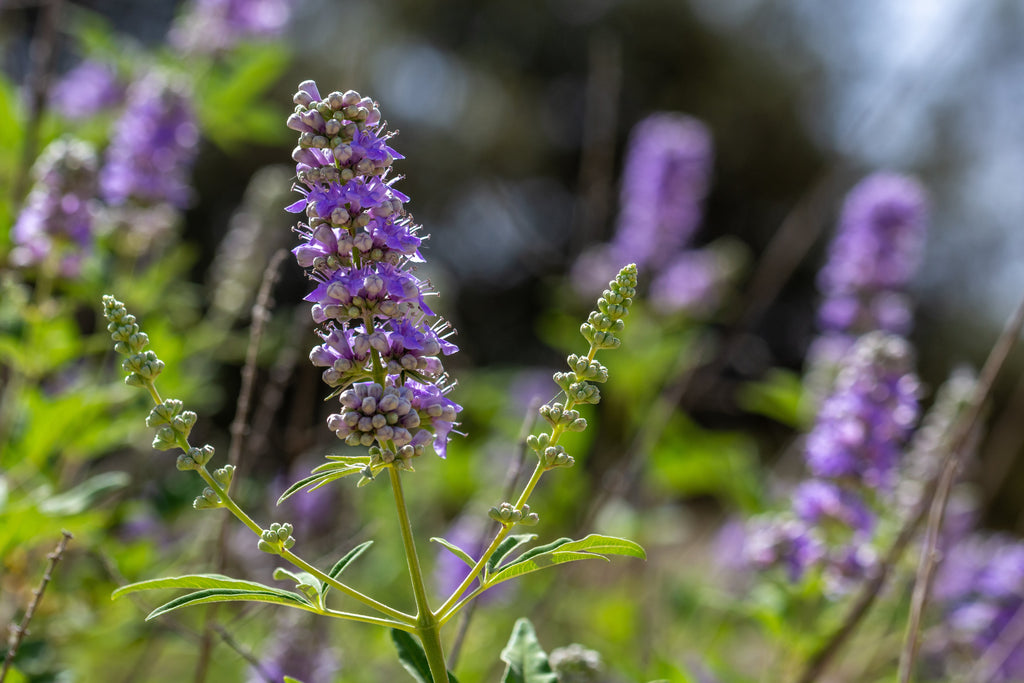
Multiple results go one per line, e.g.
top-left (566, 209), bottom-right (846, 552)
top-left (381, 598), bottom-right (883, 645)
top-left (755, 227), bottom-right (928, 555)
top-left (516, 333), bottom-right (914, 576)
top-left (390, 630), bottom-right (461, 683)
top-left (499, 618), bottom-right (557, 683)
top-left (487, 534), bottom-right (645, 587)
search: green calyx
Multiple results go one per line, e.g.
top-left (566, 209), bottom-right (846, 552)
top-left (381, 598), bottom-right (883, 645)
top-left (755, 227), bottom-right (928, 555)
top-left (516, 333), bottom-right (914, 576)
top-left (527, 434), bottom-right (575, 470)
top-left (176, 445), bottom-right (215, 471)
top-left (539, 402), bottom-right (587, 432)
top-left (488, 502), bottom-right (539, 527)
top-left (147, 400), bottom-right (198, 451)
top-left (258, 523), bottom-right (297, 554)
top-left (193, 487), bottom-right (223, 510)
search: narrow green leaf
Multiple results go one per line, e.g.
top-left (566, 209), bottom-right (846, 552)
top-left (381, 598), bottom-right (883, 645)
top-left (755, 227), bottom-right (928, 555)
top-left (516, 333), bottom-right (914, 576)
top-left (146, 588), bottom-right (317, 620)
top-left (276, 465), bottom-right (363, 504)
top-left (112, 573), bottom-right (301, 600)
top-left (37, 471), bottom-right (129, 515)
top-left (430, 537), bottom-right (475, 569)
top-left (499, 537), bottom-right (570, 568)
top-left (500, 618), bottom-right (557, 683)
top-left (487, 534), bottom-right (645, 587)
top-left (389, 630), bottom-right (460, 683)
top-left (322, 540), bottom-right (374, 597)
top-left (486, 534), bottom-right (538, 573)
top-left (554, 534), bottom-right (647, 560)
top-left (283, 677), bottom-right (306, 683)
top-left (391, 629), bottom-right (431, 683)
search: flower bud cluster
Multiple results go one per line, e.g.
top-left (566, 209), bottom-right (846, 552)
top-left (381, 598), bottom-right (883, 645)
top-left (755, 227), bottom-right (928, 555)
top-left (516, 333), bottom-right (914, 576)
top-left (526, 433), bottom-right (574, 470)
top-left (258, 522), bottom-right (296, 554)
top-left (103, 295), bottom-right (165, 388)
top-left (285, 81), bottom-right (460, 463)
top-left (11, 138), bottom-right (99, 276)
top-left (579, 264), bottom-right (636, 351)
top-left (488, 502), bottom-right (539, 527)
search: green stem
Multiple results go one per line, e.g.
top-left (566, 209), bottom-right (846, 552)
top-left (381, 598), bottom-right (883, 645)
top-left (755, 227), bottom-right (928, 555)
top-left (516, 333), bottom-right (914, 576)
top-left (388, 466), bottom-right (449, 683)
top-left (194, 466), bottom-right (414, 625)
top-left (321, 608), bottom-right (417, 632)
top-left (436, 462), bottom-right (546, 619)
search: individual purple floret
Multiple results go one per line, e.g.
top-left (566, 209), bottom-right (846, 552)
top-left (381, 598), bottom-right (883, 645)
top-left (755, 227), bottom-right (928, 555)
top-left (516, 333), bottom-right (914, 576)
top-left (10, 138), bottom-right (99, 276)
top-left (934, 533), bottom-right (1024, 681)
top-left (613, 113), bottom-right (712, 271)
top-left (51, 60), bottom-right (124, 120)
top-left (817, 173), bottom-right (928, 336)
top-left (170, 0), bottom-right (291, 55)
top-left (804, 332), bottom-right (920, 490)
top-left (286, 81), bottom-right (460, 467)
top-left (100, 75), bottom-right (198, 209)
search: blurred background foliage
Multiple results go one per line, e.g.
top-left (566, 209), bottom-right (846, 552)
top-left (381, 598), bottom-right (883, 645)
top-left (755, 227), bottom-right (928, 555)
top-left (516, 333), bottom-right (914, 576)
top-left (2, 0), bottom-right (1024, 681)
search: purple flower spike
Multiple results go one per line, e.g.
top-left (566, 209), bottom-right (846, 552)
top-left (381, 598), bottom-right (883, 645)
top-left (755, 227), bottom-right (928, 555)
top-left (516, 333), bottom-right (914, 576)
top-left (612, 113), bottom-right (713, 271)
top-left (818, 172), bottom-right (928, 336)
top-left (11, 138), bottom-right (99, 276)
top-left (171, 0), bottom-right (291, 55)
top-left (51, 61), bottom-right (124, 120)
top-left (100, 74), bottom-right (198, 209)
top-left (287, 81), bottom-right (460, 467)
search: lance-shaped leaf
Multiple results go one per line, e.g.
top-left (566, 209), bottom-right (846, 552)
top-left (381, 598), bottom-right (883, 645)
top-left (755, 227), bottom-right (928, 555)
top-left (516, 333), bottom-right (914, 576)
top-left (112, 573), bottom-right (303, 599)
top-left (390, 630), bottom-right (461, 683)
top-left (486, 534), bottom-right (645, 587)
top-left (322, 540), bottom-right (374, 598)
top-left (277, 463), bottom-right (365, 504)
top-left (145, 588), bottom-right (319, 621)
top-left (500, 618), bottom-right (557, 683)
top-left (486, 534), bottom-right (539, 574)
top-left (273, 568), bottom-right (322, 603)
top-left (430, 537), bottom-right (475, 569)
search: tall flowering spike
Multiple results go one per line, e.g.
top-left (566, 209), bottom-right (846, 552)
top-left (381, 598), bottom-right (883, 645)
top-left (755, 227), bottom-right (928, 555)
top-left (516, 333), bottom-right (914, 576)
top-left (100, 74), bottom-right (199, 209)
top-left (11, 138), bottom-right (99, 275)
top-left (572, 112), bottom-right (714, 302)
top-left (817, 172), bottom-right (928, 337)
top-left (171, 0), bottom-right (291, 55)
top-left (613, 114), bottom-right (712, 270)
top-left (287, 81), bottom-right (459, 470)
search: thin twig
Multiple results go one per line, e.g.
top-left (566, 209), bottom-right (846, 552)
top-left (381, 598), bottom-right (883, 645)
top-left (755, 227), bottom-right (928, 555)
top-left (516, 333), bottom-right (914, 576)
top-left (195, 250), bottom-right (286, 683)
top-left (448, 397), bottom-right (542, 667)
top-left (796, 293), bottom-right (1024, 683)
top-left (1, 530), bottom-right (72, 682)
top-left (898, 293), bottom-right (1024, 683)
top-left (11, 0), bottom-right (62, 209)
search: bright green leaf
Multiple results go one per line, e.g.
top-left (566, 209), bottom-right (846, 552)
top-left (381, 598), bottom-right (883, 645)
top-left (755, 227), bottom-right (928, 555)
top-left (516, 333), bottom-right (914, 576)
top-left (430, 537), bottom-right (476, 569)
top-left (487, 535), bottom-right (645, 587)
top-left (486, 534), bottom-right (538, 573)
top-left (112, 573), bottom-right (305, 600)
top-left (145, 588), bottom-right (318, 620)
top-left (322, 540), bottom-right (373, 597)
top-left (390, 629), bottom-right (460, 683)
top-left (500, 618), bottom-right (557, 683)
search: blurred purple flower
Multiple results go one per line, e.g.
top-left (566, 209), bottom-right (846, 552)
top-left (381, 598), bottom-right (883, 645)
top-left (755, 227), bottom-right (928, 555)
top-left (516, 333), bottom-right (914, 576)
top-left (10, 137), bottom-right (98, 276)
top-left (649, 248), bottom-right (722, 316)
top-left (804, 333), bottom-right (920, 490)
top-left (613, 113), bottom-right (712, 271)
top-left (171, 0), bottom-right (291, 55)
top-left (100, 74), bottom-right (198, 209)
top-left (817, 172), bottom-right (928, 336)
top-left (51, 61), bottom-right (124, 120)
top-left (934, 533), bottom-right (1024, 681)
top-left (743, 515), bottom-right (824, 582)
